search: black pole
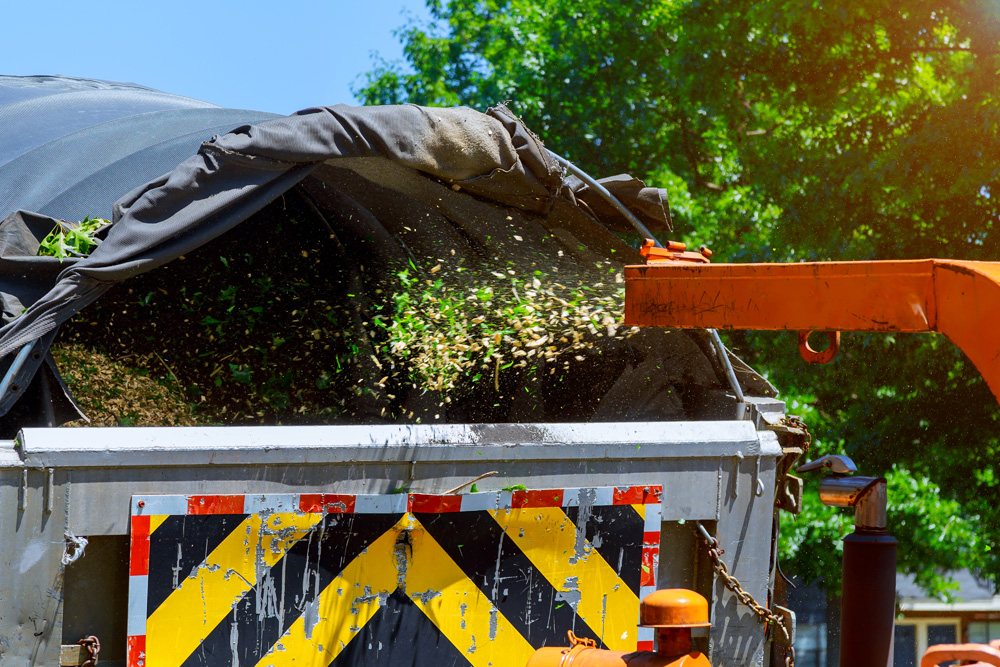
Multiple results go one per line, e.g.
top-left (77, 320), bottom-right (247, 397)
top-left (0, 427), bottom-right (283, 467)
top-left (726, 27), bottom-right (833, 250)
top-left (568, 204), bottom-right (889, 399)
top-left (839, 531), bottom-right (897, 667)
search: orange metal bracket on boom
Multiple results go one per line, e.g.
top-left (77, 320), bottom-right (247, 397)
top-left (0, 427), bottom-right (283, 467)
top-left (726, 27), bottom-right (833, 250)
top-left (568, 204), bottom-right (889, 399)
top-left (624, 259), bottom-right (1000, 406)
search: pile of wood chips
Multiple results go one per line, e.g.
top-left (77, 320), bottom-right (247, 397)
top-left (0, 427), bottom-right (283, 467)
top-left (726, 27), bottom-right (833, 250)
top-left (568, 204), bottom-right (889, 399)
top-left (52, 343), bottom-right (211, 427)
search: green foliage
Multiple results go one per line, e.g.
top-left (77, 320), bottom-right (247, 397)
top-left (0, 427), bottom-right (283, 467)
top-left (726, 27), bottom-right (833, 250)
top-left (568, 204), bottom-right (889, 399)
top-left (358, 0), bottom-right (1000, 261)
top-left (38, 216), bottom-right (108, 260)
top-left (359, 0), bottom-right (1000, 595)
top-left (736, 328), bottom-right (1000, 594)
top-left (377, 263), bottom-right (627, 391)
top-left (781, 463), bottom-right (985, 600)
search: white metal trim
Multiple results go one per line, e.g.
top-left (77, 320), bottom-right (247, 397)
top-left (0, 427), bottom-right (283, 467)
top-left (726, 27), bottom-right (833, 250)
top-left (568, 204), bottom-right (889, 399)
top-left (10, 421), bottom-right (767, 468)
top-left (900, 599), bottom-right (1000, 612)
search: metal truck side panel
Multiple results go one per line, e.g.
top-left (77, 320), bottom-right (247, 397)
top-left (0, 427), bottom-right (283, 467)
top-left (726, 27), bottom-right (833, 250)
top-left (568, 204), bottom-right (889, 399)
top-left (0, 421), bottom-right (781, 667)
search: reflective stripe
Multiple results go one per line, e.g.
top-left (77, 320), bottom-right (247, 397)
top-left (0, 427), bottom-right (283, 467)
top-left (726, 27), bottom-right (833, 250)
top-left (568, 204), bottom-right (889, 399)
top-left (145, 512), bottom-right (321, 667)
top-left (489, 507), bottom-right (640, 650)
top-left (405, 517), bottom-right (536, 667)
top-left (254, 517), bottom-right (405, 667)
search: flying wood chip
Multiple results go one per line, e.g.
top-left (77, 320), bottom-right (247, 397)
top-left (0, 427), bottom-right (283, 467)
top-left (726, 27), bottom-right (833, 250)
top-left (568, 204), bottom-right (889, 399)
top-left (126, 486), bottom-right (662, 667)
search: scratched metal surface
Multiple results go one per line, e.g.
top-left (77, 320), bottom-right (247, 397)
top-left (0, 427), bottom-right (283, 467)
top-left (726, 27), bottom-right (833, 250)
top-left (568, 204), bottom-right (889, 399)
top-left (0, 420), bottom-right (783, 666)
top-left (125, 487), bottom-right (661, 667)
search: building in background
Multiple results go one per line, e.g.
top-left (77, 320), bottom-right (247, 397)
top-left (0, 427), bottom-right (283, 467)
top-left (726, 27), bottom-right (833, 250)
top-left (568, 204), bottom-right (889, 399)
top-left (894, 571), bottom-right (1000, 667)
top-left (788, 571), bottom-right (1000, 667)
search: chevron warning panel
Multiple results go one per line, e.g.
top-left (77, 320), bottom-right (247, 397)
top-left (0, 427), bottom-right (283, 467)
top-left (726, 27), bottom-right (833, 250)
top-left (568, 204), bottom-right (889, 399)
top-left (127, 486), bottom-right (661, 667)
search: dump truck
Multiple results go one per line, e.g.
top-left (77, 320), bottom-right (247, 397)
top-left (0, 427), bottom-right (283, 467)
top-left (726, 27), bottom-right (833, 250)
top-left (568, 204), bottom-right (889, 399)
top-left (0, 75), bottom-right (995, 667)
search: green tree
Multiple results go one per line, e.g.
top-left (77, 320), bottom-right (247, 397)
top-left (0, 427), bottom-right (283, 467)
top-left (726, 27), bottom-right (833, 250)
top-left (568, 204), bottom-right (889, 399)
top-left (357, 0), bottom-right (999, 594)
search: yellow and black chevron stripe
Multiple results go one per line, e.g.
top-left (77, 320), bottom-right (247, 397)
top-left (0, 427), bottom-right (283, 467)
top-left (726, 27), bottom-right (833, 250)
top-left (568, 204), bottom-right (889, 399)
top-left (127, 487), bottom-right (662, 667)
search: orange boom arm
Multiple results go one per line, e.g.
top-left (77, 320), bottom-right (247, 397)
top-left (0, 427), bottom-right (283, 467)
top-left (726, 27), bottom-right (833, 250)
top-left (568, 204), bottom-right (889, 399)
top-left (623, 258), bottom-right (1000, 405)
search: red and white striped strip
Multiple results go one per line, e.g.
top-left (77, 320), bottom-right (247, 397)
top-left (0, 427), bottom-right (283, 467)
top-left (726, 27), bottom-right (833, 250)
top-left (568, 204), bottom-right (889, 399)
top-left (637, 490), bottom-right (662, 652)
top-left (127, 512), bottom-right (150, 667)
top-left (130, 485), bottom-right (663, 517)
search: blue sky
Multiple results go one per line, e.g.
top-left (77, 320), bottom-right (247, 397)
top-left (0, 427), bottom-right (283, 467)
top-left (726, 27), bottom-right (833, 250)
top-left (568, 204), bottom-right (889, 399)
top-left (3, 0), bottom-right (429, 114)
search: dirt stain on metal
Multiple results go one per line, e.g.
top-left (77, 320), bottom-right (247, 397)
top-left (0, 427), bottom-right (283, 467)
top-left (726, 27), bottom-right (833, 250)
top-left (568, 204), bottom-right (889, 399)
top-left (302, 597), bottom-right (320, 639)
top-left (352, 586), bottom-right (389, 615)
top-left (489, 607), bottom-right (499, 641)
top-left (558, 576), bottom-right (582, 613)
top-left (394, 529), bottom-right (412, 593)
top-left (570, 489), bottom-right (597, 564)
top-left (413, 588), bottom-right (442, 604)
top-left (229, 615), bottom-right (240, 666)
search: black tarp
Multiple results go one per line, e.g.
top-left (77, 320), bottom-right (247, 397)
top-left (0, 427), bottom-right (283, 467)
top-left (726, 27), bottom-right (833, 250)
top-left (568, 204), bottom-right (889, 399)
top-left (0, 75), bottom-right (773, 430)
top-left (0, 76), bottom-right (282, 428)
top-left (0, 75), bottom-right (281, 219)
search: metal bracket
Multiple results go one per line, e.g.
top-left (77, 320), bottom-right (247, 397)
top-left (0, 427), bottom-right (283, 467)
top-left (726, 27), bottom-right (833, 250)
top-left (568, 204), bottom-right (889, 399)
top-left (798, 454), bottom-right (857, 475)
top-left (20, 468), bottom-right (28, 511)
top-left (761, 414), bottom-right (808, 448)
top-left (772, 605), bottom-right (796, 648)
top-left (45, 468), bottom-right (54, 514)
top-left (798, 330), bottom-right (840, 364)
top-left (777, 475), bottom-right (803, 514)
top-left (60, 644), bottom-right (89, 666)
top-left (731, 451), bottom-right (744, 499)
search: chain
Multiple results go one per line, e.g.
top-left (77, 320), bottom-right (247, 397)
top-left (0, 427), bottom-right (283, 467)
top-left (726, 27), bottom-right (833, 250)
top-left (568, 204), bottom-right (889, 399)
top-left (780, 415), bottom-right (811, 457)
top-left (696, 522), bottom-right (794, 667)
top-left (78, 635), bottom-right (100, 666)
top-left (567, 630), bottom-right (597, 648)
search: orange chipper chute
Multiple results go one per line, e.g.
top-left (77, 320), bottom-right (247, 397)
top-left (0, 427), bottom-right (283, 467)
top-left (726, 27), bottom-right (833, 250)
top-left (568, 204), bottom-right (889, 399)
top-left (624, 246), bottom-right (1000, 406)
